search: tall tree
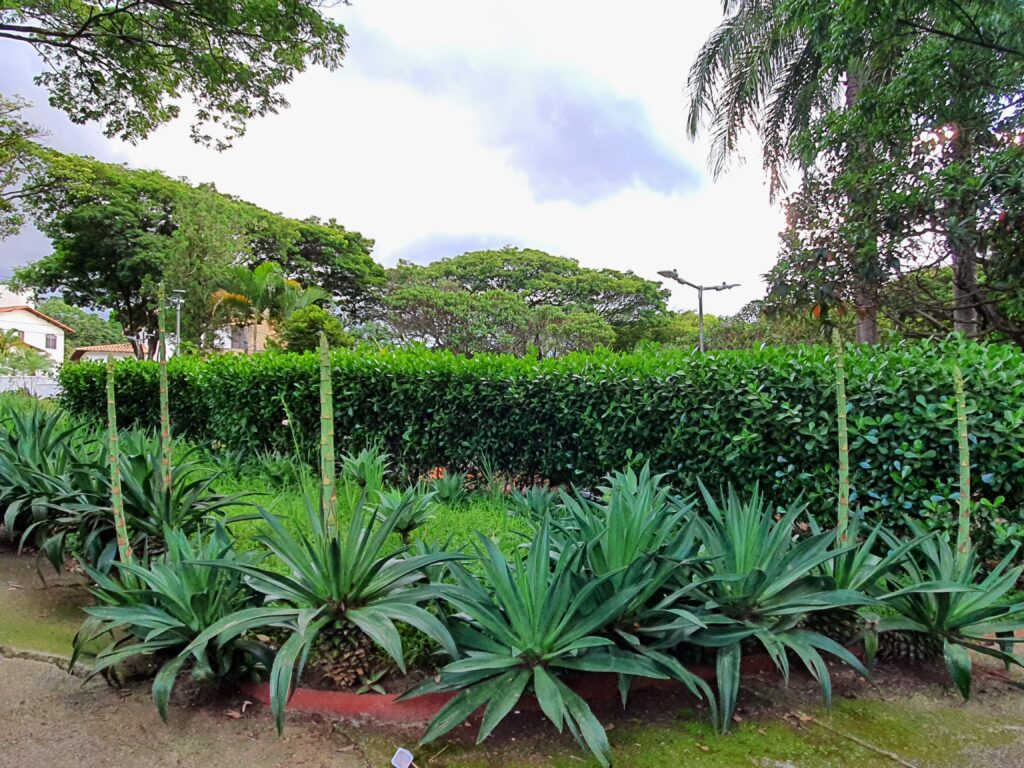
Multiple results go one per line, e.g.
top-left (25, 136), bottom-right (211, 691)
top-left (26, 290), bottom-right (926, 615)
top-left (13, 153), bottom-right (380, 356)
top-left (686, 0), bottom-right (889, 341)
top-left (247, 215), bottom-right (382, 322)
top-left (0, 95), bottom-right (43, 239)
top-left (0, 0), bottom-right (348, 148)
top-left (381, 284), bottom-right (615, 357)
top-left (770, 0), bottom-right (1024, 348)
top-left (390, 247), bottom-right (666, 347)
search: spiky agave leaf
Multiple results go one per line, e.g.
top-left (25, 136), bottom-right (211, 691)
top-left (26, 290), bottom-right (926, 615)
top-left (877, 523), bottom-right (1024, 699)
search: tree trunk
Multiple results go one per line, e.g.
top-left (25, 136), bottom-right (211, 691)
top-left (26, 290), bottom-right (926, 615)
top-left (845, 68), bottom-right (881, 345)
top-left (947, 127), bottom-right (981, 337)
top-left (854, 289), bottom-right (879, 344)
top-left (951, 249), bottom-right (981, 337)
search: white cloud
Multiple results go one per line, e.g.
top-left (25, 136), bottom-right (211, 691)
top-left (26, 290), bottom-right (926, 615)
top-left (0, 0), bottom-right (785, 314)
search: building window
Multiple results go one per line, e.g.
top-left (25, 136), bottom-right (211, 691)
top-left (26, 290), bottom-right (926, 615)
top-left (45, 334), bottom-right (57, 350)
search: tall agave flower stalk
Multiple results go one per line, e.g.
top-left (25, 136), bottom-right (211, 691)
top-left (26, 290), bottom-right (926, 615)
top-left (106, 356), bottom-right (133, 564)
top-left (158, 283), bottom-right (172, 496)
top-left (833, 328), bottom-right (850, 545)
top-left (953, 365), bottom-right (971, 564)
top-left (319, 332), bottom-right (337, 527)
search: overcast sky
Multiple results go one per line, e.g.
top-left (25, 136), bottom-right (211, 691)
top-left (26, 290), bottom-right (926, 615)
top-left (0, 0), bottom-right (785, 315)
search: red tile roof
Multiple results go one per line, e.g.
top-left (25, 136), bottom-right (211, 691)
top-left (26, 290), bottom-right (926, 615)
top-left (69, 343), bottom-right (135, 362)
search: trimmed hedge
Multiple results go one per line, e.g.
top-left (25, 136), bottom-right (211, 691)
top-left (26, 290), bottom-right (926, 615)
top-left (60, 340), bottom-right (1024, 536)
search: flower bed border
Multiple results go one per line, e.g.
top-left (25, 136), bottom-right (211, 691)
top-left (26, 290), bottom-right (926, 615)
top-left (241, 654), bottom-right (781, 724)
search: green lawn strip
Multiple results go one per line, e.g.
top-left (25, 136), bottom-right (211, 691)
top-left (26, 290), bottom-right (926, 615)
top-left (0, 551), bottom-right (91, 657)
top-left (354, 697), bottom-right (1024, 768)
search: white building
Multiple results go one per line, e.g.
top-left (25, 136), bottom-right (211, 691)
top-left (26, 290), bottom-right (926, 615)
top-left (69, 343), bottom-right (136, 362)
top-left (0, 285), bottom-right (33, 307)
top-left (0, 305), bottom-right (74, 363)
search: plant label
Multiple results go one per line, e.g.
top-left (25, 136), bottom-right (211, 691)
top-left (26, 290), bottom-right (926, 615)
top-left (391, 747), bottom-right (415, 768)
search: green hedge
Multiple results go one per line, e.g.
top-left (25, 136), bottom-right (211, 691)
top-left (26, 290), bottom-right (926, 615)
top-left (60, 341), bottom-right (1024, 535)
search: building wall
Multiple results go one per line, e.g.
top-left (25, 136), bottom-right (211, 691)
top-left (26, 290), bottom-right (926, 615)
top-left (0, 286), bottom-right (33, 308)
top-left (77, 350), bottom-right (134, 362)
top-left (209, 322), bottom-right (276, 353)
top-left (0, 308), bottom-right (65, 362)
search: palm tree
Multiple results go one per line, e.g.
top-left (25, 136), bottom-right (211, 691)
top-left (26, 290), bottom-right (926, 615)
top-left (211, 263), bottom-right (328, 352)
top-left (0, 329), bottom-right (31, 355)
top-left (687, 1), bottom-right (884, 342)
top-left (687, 0), bottom-right (844, 196)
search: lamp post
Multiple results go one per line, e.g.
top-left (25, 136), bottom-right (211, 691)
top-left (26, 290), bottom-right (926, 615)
top-left (657, 270), bottom-right (740, 353)
top-left (168, 290), bottom-right (186, 353)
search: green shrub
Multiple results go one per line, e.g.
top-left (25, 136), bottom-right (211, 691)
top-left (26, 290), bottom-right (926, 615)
top-left (59, 340), bottom-right (1024, 548)
top-left (280, 305), bottom-right (352, 352)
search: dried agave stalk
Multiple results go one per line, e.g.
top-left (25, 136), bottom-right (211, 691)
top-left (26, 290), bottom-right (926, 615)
top-left (833, 328), bottom-right (850, 544)
top-left (107, 356), bottom-right (133, 564)
top-left (319, 332), bottom-right (337, 526)
top-left (158, 283), bottom-right (172, 496)
top-left (953, 365), bottom-right (971, 564)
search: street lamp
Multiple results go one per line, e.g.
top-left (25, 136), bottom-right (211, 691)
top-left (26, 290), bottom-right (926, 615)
top-left (657, 269), bottom-right (740, 353)
top-left (168, 289), bottom-right (186, 352)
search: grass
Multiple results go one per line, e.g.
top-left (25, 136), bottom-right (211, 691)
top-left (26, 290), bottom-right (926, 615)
top-left (0, 547), bottom-right (92, 656)
top-left (212, 456), bottom-right (532, 558)
top-left (347, 694), bottom-right (1024, 768)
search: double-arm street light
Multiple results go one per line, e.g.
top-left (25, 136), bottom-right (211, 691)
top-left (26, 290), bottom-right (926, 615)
top-left (657, 269), bottom-right (740, 353)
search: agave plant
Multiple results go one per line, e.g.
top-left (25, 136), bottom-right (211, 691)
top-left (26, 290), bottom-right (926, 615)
top-left (875, 522), bottom-right (1024, 699)
top-left (0, 405), bottom-right (87, 537)
top-left (688, 485), bottom-right (870, 731)
top-left (403, 521), bottom-right (672, 768)
top-left (430, 471), bottom-right (467, 506)
top-left (548, 466), bottom-right (712, 697)
top-left (71, 524), bottom-right (268, 719)
top-left (118, 436), bottom-right (254, 557)
top-left (801, 513), bottom-right (927, 649)
top-left (374, 484), bottom-right (436, 545)
top-left (509, 484), bottom-right (561, 520)
top-left (179, 495), bottom-right (462, 732)
top-left (23, 433), bottom-right (252, 572)
top-left (340, 445), bottom-right (391, 492)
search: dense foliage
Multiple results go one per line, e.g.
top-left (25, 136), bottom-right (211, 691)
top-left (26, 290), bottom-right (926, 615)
top-left (12, 154), bottom-right (380, 356)
top-left (0, 96), bottom-right (42, 240)
top-left (9, 331), bottom-right (1024, 766)
top-left (690, 0), bottom-right (1024, 345)
top-left (381, 248), bottom-right (666, 353)
top-left (0, 0), bottom-right (348, 149)
top-left (59, 340), bottom-right (1024, 550)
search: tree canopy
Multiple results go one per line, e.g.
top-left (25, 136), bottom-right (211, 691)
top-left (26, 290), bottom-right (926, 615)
top-left (0, 96), bottom-right (43, 239)
top-left (12, 153), bottom-right (380, 356)
top-left (692, 0), bottom-right (1024, 348)
top-left (0, 0), bottom-right (348, 148)
top-left (389, 247), bottom-right (667, 348)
